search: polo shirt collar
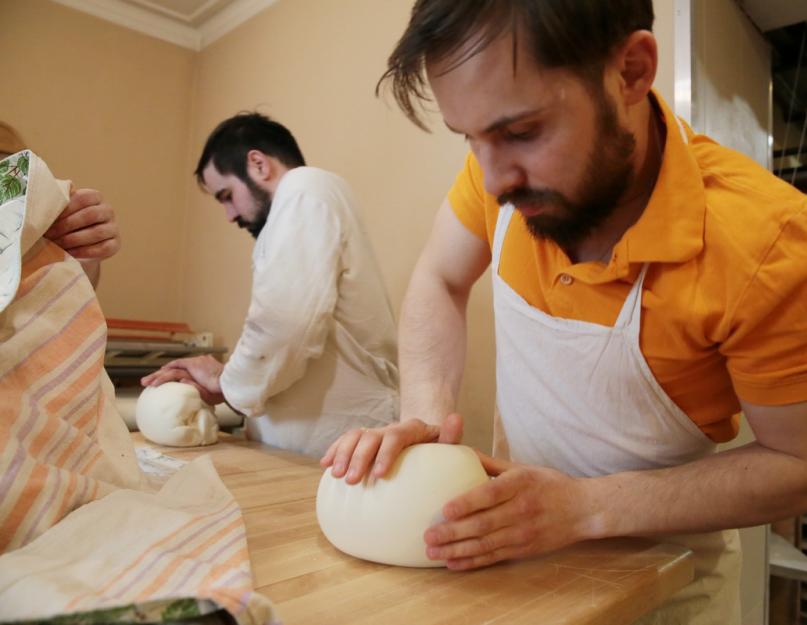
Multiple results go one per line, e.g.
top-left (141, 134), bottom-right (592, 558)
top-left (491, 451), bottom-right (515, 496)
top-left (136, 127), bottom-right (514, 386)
top-left (621, 91), bottom-right (706, 264)
top-left (568, 90), bottom-right (706, 285)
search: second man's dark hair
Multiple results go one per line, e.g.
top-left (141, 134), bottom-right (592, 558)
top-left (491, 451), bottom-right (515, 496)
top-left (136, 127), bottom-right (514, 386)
top-left (195, 113), bottom-right (306, 185)
top-left (379, 0), bottom-right (655, 130)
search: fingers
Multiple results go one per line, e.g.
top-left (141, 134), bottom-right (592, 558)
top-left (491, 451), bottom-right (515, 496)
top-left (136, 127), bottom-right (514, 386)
top-left (438, 412), bottom-right (463, 444)
top-left (162, 358), bottom-right (195, 370)
top-left (475, 450), bottom-right (513, 477)
top-left (140, 366), bottom-right (222, 403)
top-left (320, 419), bottom-right (442, 484)
top-left (424, 488), bottom-right (531, 570)
top-left (324, 428), bottom-right (363, 476)
top-left (320, 436), bottom-right (345, 469)
top-left (424, 500), bottom-right (512, 547)
top-left (141, 368), bottom-right (188, 387)
top-left (54, 221), bottom-right (118, 252)
top-left (444, 543), bottom-right (526, 571)
top-left (426, 524), bottom-right (527, 565)
top-left (46, 199), bottom-right (112, 239)
top-left (372, 420), bottom-right (439, 477)
top-left (140, 371), bottom-right (157, 386)
top-left (346, 429), bottom-right (385, 483)
top-left (66, 238), bottom-right (120, 261)
top-left (65, 188), bottom-right (103, 216)
top-left (45, 189), bottom-right (121, 262)
top-left (141, 359), bottom-right (195, 385)
top-left (442, 470), bottom-right (516, 520)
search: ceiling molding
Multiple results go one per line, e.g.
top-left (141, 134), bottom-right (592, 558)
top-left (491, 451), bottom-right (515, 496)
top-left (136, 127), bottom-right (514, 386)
top-left (200, 0), bottom-right (279, 48)
top-left (124, 0), bottom-right (220, 24)
top-left (52, 0), bottom-right (201, 49)
top-left (50, 0), bottom-right (278, 51)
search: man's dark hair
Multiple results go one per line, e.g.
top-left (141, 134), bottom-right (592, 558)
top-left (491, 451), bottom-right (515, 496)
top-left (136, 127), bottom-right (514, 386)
top-left (194, 113), bottom-right (306, 185)
top-left (379, 0), bottom-right (655, 129)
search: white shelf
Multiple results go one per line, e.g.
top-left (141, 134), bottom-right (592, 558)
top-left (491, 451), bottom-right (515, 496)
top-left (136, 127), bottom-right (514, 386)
top-left (770, 532), bottom-right (807, 583)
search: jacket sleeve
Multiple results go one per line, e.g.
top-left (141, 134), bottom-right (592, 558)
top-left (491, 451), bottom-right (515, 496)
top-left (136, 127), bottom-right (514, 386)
top-left (220, 190), bottom-right (343, 415)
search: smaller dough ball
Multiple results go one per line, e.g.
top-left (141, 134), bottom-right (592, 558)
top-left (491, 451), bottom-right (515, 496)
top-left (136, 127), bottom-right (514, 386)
top-left (316, 443), bottom-right (489, 567)
top-left (136, 382), bottom-right (218, 447)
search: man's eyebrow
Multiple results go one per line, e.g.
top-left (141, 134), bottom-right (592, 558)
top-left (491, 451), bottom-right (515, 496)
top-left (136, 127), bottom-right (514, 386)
top-left (444, 109), bottom-right (545, 136)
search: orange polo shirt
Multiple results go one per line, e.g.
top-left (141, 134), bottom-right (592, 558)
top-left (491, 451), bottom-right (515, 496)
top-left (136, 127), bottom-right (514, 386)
top-left (448, 92), bottom-right (807, 442)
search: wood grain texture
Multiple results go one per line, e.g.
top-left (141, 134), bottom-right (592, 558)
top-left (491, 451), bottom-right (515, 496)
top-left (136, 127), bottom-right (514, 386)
top-left (133, 433), bottom-right (694, 624)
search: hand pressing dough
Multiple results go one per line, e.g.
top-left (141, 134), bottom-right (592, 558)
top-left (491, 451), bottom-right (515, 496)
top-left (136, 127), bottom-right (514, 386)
top-left (135, 382), bottom-right (218, 447)
top-left (316, 443), bottom-right (489, 567)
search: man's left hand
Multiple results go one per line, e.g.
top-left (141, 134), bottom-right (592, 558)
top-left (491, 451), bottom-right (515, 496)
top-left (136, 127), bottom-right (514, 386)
top-left (423, 453), bottom-right (593, 570)
top-left (45, 188), bottom-right (121, 261)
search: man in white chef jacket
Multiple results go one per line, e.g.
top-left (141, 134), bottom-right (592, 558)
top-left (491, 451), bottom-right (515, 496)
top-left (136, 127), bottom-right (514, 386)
top-left (142, 113), bottom-right (399, 457)
top-left (321, 1), bottom-right (807, 623)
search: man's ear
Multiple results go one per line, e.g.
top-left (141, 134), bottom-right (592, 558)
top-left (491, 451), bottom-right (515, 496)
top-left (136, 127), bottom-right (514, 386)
top-left (614, 30), bottom-right (657, 107)
top-left (245, 150), bottom-right (273, 182)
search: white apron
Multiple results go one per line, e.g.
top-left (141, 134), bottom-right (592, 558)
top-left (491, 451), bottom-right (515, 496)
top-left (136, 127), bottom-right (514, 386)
top-left (491, 202), bottom-right (741, 625)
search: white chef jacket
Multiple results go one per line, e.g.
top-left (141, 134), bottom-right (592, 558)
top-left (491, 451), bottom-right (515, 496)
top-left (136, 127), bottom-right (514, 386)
top-left (220, 167), bottom-right (399, 457)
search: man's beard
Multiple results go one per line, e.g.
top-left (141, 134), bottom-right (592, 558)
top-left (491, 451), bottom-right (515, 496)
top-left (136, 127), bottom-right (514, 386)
top-left (498, 90), bottom-right (636, 251)
top-left (236, 179), bottom-right (272, 239)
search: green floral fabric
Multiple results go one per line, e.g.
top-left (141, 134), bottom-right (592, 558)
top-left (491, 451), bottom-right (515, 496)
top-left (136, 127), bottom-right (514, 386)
top-left (8, 597), bottom-right (220, 624)
top-left (0, 151), bottom-right (29, 204)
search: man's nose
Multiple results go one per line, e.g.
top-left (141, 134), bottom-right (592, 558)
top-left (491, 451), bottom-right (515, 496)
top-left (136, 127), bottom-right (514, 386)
top-left (477, 146), bottom-right (526, 199)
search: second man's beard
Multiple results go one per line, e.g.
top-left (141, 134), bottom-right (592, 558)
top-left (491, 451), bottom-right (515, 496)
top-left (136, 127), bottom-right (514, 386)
top-left (236, 181), bottom-right (273, 239)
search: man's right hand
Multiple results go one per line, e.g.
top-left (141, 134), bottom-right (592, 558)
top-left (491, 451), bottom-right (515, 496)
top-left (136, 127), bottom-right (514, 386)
top-left (320, 413), bottom-right (464, 484)
top-left (140, 355), bottom-right (225, 406)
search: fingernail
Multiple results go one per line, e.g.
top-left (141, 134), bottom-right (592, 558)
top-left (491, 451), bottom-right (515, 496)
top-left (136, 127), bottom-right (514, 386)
top-left (333, 462), bottom-right (345, 474)
top-left (426, 547), bottom-right (441, 559)
top-left (347, 468), bottom-right (358, 481)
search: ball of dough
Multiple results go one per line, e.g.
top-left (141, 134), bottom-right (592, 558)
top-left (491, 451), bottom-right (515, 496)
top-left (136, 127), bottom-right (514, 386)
top-left (135, 382), bottom-right (218, 447)
top-left (316, 443), bottom-right (489, 567)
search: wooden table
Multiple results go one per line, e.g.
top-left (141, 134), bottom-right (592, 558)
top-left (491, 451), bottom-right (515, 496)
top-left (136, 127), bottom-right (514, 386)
top-left (132, 433), bottom-right (694, 625)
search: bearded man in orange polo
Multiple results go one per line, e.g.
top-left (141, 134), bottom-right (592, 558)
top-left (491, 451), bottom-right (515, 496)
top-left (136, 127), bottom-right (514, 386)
top-left (322, 2), bottom-right (807, 622)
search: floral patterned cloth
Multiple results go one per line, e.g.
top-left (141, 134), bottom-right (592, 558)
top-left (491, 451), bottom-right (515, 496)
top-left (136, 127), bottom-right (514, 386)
top-left (0, 151), bottom-right (29, 312)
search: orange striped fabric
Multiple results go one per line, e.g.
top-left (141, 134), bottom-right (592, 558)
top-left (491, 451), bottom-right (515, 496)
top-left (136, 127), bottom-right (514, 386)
top-left (0, 178), bottom-right (141, 554)
top-left (0, 457), bottom-right (278, 624)
top-left (0, 152), bottom-right (277, 624)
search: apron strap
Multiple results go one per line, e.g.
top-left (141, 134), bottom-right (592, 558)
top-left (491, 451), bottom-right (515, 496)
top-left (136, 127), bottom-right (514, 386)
top-left (493, 204), bottom-right (651, 338)
top-left (614, 263), bottom-right (650, 335)
top-left (492, 203), bottom-right (515, 273)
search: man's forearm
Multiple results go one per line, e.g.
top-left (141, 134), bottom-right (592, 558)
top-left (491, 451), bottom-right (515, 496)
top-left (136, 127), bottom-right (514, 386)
top-left (398, 259), bottom-right (469, 425)
top-left (582, 442), bottom-right (807, 540)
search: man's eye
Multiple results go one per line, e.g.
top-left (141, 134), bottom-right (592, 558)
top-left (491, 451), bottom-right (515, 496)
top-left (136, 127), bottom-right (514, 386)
top-left (504, 127), bottom-right (537, 141)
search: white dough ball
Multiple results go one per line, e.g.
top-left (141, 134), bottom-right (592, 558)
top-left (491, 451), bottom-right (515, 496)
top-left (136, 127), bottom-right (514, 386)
top-left (316, 443), bottom-right (489, 567)
top-left (135, 382), bottom-right (218, 447)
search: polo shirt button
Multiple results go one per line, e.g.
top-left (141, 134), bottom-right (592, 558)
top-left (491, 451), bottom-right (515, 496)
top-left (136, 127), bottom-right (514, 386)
top-left (559, 273), bottom-right (574, 286)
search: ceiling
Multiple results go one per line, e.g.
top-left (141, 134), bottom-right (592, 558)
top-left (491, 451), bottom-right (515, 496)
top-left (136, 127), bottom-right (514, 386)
top-left (738, 0), bottom-right (807, 33)
top-left (733, 0), bottom-right (807, 187)
top-left (51, 0), bottom-right (278, 50)
top-left (769, 21), bottom-right (807, 189)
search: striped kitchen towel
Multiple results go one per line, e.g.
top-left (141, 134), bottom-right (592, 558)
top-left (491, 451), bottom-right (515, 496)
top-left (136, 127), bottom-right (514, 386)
top-left (0, 151), bottom-right (278, 625)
